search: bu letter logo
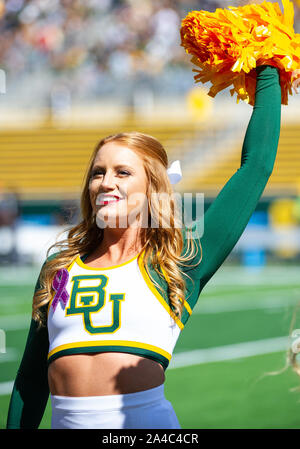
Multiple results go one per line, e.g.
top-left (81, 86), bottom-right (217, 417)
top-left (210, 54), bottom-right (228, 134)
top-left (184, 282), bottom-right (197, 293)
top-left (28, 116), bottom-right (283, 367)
top-left (66, 275), bottom-right (125, 334)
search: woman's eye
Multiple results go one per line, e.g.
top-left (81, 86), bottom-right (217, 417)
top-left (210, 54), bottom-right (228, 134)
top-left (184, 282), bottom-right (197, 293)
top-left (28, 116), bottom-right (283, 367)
top-left (91, 169), bottom-right (130, 178)
top-left (91, 170), bottom-right (103, 178)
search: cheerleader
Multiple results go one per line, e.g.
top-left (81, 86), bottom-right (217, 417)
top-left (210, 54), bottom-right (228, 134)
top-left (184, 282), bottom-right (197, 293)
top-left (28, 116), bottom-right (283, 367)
top-left (5, 60), bottom-right (282, 429)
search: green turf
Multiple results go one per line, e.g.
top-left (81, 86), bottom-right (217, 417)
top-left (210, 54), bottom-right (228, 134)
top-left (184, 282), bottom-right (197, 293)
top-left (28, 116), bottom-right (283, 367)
top-left (1, 264), bottom-right (300, 429)
top-left (165, 352), bottom-right (300, 429)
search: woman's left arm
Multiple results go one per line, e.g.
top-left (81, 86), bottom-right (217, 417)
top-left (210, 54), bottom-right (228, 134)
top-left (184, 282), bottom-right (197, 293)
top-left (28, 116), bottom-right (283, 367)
top-left (190, 65), bottom-right (281, 291)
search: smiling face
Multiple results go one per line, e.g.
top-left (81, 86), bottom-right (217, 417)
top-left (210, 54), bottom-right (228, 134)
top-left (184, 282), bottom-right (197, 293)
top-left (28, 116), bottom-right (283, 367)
top-left (89, 142), bottom-right (149, 229)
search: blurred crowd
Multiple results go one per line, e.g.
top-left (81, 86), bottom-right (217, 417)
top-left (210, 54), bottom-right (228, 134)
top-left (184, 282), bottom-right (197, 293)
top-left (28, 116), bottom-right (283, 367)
top-left (0, 0), bottom-right (219, 84)
top-left (1, 0), bottom-right (299, 102)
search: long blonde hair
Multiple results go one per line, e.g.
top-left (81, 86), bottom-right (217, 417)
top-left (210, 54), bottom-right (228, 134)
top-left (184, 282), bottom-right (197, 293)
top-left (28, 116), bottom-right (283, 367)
top-left (287, 304), bottom-right (300, 387)
top-left (32, 131), bottom-right (202, 327)
top-left (250, 300), bottom-right (300, 397)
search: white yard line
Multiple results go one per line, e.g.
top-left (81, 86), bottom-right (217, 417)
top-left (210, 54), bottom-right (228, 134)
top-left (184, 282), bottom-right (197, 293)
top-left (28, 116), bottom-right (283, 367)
top-left (198, 266), bottom-right (300, 286)
top-left (0, 348), bottom-right (19, 364)
top-left (193, 294), bottom-right (300, 314)
top-left (0, 265), bottom-right (300, 287)
top-left (0, 336), bottom-right (290, 396)
top-left (169, 336), bottom-right (289, 369)
top-left (0, 292), bottom-right (299, 332)
top-left (0, 314), bottom-right (30, 330)
top-left (0, 381), bottom-right (14, 396)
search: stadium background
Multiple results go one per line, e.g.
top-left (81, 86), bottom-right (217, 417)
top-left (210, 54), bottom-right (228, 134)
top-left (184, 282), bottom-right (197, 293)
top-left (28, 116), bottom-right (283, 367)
top-left (1, 0), bottom-right (300, 429)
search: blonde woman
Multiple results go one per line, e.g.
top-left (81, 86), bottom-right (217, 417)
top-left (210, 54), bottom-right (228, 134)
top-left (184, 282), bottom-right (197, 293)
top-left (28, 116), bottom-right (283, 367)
top-left (7, 64), bottom-right (281, 429)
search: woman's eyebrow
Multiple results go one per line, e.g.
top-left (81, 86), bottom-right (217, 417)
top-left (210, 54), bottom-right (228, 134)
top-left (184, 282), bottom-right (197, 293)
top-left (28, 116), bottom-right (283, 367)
top-left (92, 164), bottom-right (135, 171)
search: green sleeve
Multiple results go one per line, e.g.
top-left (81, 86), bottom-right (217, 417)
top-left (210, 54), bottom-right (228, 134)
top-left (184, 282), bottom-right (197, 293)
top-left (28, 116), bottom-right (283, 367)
top-left (184, 65), bottom-right (281, 296)
top-left (6, 267), bottom-right (50, 429)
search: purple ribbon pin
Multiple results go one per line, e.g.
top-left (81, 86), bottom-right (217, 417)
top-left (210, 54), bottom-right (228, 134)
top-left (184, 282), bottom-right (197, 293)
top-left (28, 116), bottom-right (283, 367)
top-left (52, 268), bottom-right (69, 312)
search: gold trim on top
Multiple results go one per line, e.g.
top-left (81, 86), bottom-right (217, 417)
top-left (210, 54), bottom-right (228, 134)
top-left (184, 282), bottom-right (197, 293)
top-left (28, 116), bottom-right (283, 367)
top-left (75, 251), bottom-right (141, 271)
top-left (47, 339), bottom-right (172, 361)
top-left (137, 250), bottom-right (184, 330)
top-left (157, 251), bottom-right (192, 316)
top-left (47, 251), bottom-right (142, 317)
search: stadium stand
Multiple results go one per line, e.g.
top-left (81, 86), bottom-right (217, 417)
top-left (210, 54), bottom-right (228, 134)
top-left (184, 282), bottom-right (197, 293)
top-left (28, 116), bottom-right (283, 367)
top-left (1, 118), bottom-right (300, 200)
top-left (0, 119), bottom-right (207, 200)
top-left (179, 122), bottom-right (300, 197)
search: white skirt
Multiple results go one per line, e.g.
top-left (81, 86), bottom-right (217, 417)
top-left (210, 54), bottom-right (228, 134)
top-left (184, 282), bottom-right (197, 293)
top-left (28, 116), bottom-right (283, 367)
top-left (51, 384), bottom-right (181, 429)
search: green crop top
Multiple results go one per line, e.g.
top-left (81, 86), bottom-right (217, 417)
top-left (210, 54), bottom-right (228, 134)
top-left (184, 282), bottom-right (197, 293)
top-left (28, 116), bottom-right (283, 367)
top-left (6, 65), bottom-right (282, 428)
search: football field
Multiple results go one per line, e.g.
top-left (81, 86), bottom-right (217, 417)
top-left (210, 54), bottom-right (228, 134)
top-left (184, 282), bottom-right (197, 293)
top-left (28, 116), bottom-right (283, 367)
top-left (1, 263), bottom-right (300, 429)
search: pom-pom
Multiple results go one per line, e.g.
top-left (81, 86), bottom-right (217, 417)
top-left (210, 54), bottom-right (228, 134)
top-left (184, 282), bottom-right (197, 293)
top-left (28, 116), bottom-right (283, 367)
top-left (180, 0), bottom-right (300, 105)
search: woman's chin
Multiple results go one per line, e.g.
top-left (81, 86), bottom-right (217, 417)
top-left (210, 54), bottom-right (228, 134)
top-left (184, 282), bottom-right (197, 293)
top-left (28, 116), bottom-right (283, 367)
top-left (95, 211), bottom-right (147, 230)
top-left (95, 213), bottom-right (129, 229)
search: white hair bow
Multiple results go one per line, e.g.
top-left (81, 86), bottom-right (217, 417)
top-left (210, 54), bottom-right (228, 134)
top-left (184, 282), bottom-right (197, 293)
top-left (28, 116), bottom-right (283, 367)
top-left (167, 160), bottom-right (182, 185)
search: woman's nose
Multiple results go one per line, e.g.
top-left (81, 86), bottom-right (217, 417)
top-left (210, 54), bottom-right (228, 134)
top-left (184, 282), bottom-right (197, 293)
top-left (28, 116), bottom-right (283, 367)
top-left (101, 171), bottom-right (115, 189)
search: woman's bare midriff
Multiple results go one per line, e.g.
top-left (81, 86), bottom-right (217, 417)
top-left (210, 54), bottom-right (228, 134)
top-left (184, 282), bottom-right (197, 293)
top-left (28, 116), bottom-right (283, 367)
top-left (48, 352), bottom-right (165, 396)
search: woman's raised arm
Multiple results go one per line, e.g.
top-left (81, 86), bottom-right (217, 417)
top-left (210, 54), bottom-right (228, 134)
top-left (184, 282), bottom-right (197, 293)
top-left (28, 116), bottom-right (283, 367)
top-left (190, 65), bottom-right (281, 291)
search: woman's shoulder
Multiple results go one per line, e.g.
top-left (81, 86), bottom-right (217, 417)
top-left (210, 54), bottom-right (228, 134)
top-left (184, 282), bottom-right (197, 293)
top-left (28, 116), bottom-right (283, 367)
top-left (34, 251), bottom-right (61, 291)
top-left (45, 251), bottom-right (61, 263)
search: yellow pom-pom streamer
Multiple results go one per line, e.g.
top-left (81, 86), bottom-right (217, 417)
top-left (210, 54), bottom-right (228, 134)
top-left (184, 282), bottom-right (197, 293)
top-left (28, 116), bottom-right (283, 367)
top-left (180, 0), bottom-right (300, 105)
